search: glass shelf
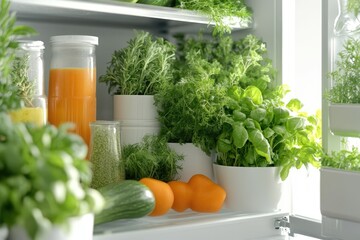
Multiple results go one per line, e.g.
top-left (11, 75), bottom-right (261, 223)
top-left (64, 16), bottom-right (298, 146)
top-left (93, 210), bottom-right (288, 240)
top-left (10, 0), bottom-right (251, 30)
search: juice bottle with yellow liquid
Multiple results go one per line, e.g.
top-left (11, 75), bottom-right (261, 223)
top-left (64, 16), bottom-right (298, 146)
top-left (48, 35), bottom-right (98, 147)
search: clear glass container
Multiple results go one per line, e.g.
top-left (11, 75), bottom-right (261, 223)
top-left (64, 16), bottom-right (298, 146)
top-left (330, 0), bottom-right (360, 101)
top-left (9, 40), bottom-right (47, 126)
top-left (48, 35), bottom-right (98, 147)
top-left (89, 121), bottom-right (125, 189)
top-left (334, 0), bottom-right (360, 36)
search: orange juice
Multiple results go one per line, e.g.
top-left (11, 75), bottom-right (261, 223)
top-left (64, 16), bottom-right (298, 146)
top-left (48, 68), bottom-right (96, 147)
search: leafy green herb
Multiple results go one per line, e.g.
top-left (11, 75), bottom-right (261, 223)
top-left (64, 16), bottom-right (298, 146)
top-left (175, 0), bottom-right (252, 35)
top-left (99, 31), bottom-right (175, 95)
top-left (326, 38), bottom-right (360, 104)
top-left (10, 54), bottom-right (35, 107)
top-left (348, 0), bottom-right (360, 16)
top-left (123, 135), bottom-right (183, 182)
top-left (155, 34), bottom-right (276, 155)
top-left (0, 113), bottom-right (104, 240)
top-left (322, 147), bottom-right (360, 171)
top-left (0, 0), bottom-right (36, 113)
top-left (155, 32), bottom-right (322, 180)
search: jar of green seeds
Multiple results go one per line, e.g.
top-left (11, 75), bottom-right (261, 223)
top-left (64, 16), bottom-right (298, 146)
top-left (89, 121), bottom-right (125, 189)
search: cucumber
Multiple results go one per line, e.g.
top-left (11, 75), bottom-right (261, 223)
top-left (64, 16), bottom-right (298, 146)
top-left (95, 180), bottom-right (155, 225)
top-left (138, 0), bottom-right (174, 7)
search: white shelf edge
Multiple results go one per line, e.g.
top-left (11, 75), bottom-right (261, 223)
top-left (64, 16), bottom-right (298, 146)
top-left (93, 210), bottom-right (288, 240)
top-left (10, 0), bottom-right (250, 29)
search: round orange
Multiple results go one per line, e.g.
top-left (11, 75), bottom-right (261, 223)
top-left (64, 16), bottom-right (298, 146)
top-left (139, 178), bottom-right (174, 216)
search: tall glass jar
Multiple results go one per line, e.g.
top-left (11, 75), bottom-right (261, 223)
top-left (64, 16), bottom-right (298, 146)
top-left (9, 40), bottom-right (47, 126)
top-left (48, 35), bottom-right (98, 147)
top-left (89, 121), bottom-right (125, 189)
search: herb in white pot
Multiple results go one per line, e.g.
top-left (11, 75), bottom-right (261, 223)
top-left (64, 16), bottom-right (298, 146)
top-left (99, 30), bottom-right (175, 96)
top-left (0, 114), bottom-right (104, 240)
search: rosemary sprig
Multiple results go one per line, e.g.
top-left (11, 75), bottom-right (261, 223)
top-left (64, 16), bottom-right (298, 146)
top-left (10, 54), bottom-right (35, 107)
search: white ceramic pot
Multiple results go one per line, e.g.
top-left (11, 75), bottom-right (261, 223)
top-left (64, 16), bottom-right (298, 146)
top-left (213, 164), bottom-right (286, 213)
top-left (0, 227), bottom-right (8, 240)
top-left (329, 103), bottom-right (360, 137)
top-left (8, 213), bottom-right (94, 240)
top-left (321, 167), bottom-right (360, 223)
top-left (113, 95), bottom-right (160, 145)
top-left (114, 95), bottom-right (158, 121)
top-left (168, 143), bottom-right (214, 182)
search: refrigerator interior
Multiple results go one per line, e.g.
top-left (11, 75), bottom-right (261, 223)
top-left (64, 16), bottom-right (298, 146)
top-left (9, 0), bottom-right (297, 239)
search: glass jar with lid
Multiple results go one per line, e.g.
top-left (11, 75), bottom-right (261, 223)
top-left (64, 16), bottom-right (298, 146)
top-left (48, 35), bottom-right (98, 148)
top-left (9, 40), bottom-right (47, 126)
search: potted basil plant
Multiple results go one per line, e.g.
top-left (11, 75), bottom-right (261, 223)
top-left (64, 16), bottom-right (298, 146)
top-left (0, 114), bottom-right (104, 240)
top-left (326, 37), bottom-right (360, 137)
top-left (156, 33), bottom-right (323, 213)
top-left (99, 30), bottom-right (176, 145)
top-left (213, 84), bottom-right (323, 212)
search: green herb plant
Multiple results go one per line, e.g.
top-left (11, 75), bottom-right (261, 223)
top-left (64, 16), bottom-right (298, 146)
top-left (216, 87), bottom-right (323, 180)
top-left (99, 31), bottom-right (176, 95)
top-left (0, 0), bottom-right (36, 113)
top-left (0, 1), bottom-right (104, 239)
top-left (10, 54), bottom-right (35, 107)
top-left (348, 0), bottom-right (360, 16)
top-left (155, 34), bottom-right (276, 155)
top-left (0, 115), bottom-right (104, 240)
top-left (175, 0), bottom-right (252, 35)
top-left (326, 38), bottom-right (360, 104)
top-left (156, 33), bottom-right (322, 180)
top-left (322, 146), bottom-right (360, 171)
top-left (123, 135), bottom-right (183, 182)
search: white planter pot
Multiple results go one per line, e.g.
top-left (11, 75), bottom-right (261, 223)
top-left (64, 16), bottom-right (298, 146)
top-left (0, 227), bottom-right (8, 240)
top-left (213, 165), bottom-right (286, 213)
top-left (329, 104), bottom-right (360, 137)
top-left (321, 167), bottom-right (360, 222)
top-left (8, 213), bottom-right (94, 240)
top-left (168, 143), bottom-right (214, 182)
top-left (113, 95), bottom-right (160, 145)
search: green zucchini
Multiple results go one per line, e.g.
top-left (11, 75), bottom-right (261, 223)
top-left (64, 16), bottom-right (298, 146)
top-left (95, 180), bottom-right (155, 225)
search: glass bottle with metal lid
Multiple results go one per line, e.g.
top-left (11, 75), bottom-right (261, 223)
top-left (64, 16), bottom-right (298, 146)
top-left (9, 40), bottom-right (47, 126)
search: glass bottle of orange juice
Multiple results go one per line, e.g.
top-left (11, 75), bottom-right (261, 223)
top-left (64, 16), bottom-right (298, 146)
top-left (48, 35), bottom-right (98, 148)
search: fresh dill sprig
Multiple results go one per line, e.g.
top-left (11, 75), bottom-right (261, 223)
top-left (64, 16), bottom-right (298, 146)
top-left (176, 0), bottom-right (252, 35)
top-left (123, 135), bottom-right (183, 182)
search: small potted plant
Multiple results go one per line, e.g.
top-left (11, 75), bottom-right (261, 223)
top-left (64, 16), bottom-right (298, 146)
top-left (99, 31), bottom-right (176, 145)
top-left (213, 84), bottom-right (323, 212)
top-left (155, 33), bottom-right (323, 212)
top-left (0, 113), bottom-right (104, 240)
top-left (321, 147), bottom-right (360, 229)
top-left (326, 37), bottom-right (360, 137)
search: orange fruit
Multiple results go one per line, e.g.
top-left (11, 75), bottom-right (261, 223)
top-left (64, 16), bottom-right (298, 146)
top-left (139, 178), bottom-right (174, 216)
top-left (168, 181), bottom-right (193, 212)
